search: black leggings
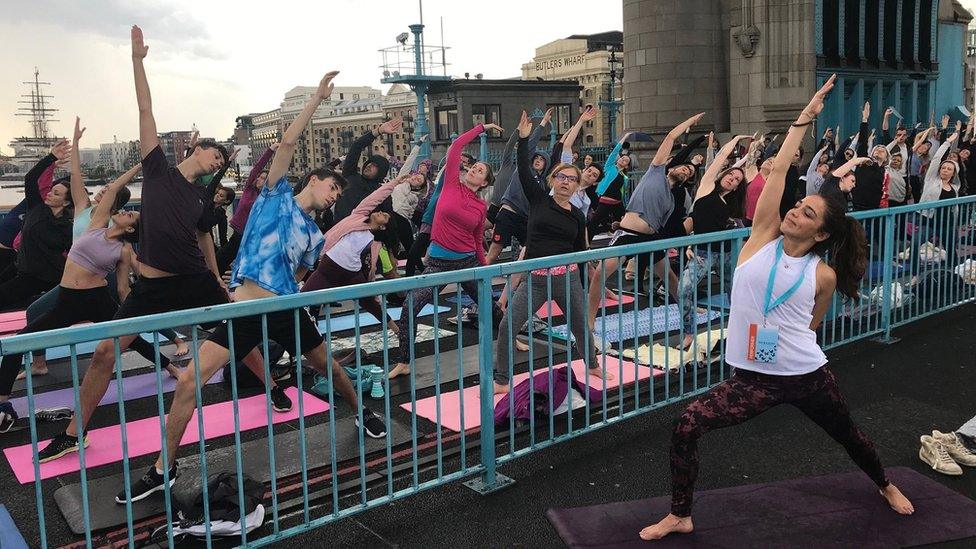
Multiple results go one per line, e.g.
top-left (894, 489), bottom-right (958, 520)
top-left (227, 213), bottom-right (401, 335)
top-left (669, 366), bottom-right (888, 517)
top-left (0, 272), bottom-right (56, 312)
top-left (587, 201), bottom-right (625, 237)
top-left (406, 230), bottom-right (431, 277)
top-left (391, 212), bottom-right (415, 260)
top-left (216, 231), bottom-right (243, 275)
top-left (0, 285), bottom-right (170, 396)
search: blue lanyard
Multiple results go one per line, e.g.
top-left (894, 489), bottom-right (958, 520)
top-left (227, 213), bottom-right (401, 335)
top-left (763, 240), bottom-right (814, 319)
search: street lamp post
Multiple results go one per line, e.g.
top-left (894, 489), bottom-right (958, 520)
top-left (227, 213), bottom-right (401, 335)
top-left (599, 45), bottom-right (623, 143)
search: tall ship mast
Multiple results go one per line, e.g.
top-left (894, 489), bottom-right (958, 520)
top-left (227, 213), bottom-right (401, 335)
top-left (5, 68), bottom-right (63, 172)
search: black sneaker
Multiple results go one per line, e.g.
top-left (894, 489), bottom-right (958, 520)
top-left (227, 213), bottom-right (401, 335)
top-left (38, 432), bottom-right (89, 463)
top-left (271, 385), bottom-right (292, 412)
top-left (357, 408), bottom-right (387, 439)
top-left (35, 407), bottom-right (72, 422)
top-left (0, 401), bottom-right (19, 433)
top-left (116, 465), bottom-right (177, 504)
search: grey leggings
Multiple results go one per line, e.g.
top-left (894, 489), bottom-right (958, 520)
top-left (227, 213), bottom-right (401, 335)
top-left (494, 270), bottom-right (597, 385)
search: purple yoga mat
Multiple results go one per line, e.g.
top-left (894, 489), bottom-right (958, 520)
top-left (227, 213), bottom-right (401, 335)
top-left (8, 369), bottom-right (224, 417)
top-left (546, 467), bottom-right (976, 548)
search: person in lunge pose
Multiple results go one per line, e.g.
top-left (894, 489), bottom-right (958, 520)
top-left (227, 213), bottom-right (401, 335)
top-left (585, 114), bottom-right (703, 330)
top-left (388, 121), bottom-right (505, 379)
top-left (36, 26), bottom-right (274, 463)
top-left (0, 163), bottom-right (186, 430)
top-left (492, 111), bottom-right (611, 393)
top-left (639, 75), bottom-right (914, 542)
top-left (117, 69), bottom-right (387, 505)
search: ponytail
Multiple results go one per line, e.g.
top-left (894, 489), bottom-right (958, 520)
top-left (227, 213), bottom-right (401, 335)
top-left (814, 194), bottom-right (868, 299)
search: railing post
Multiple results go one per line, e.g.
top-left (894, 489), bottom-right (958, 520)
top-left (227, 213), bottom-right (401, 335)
top-left (464, 273), bottom-right (514, 494)
top-left (874, 212), bottom-right (900, 344)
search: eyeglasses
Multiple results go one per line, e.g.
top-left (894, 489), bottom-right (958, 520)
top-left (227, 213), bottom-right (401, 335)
top-left (554, 173), bottom-right (579, 183)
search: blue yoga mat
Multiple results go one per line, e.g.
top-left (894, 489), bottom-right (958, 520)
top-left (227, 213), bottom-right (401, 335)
top-left (548, 304), bottom-right (721, 343)
top-left (35, 331), bottom-right (178, 363)
top-left (320, 304), bottom-right (449, 332)
top-left (0, 505), bottom-right (28, 549)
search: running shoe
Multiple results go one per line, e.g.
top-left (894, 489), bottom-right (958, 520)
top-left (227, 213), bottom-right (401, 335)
top-left (932, 430), bottom-right (976, 467)
top-left (0, 401), bottom-right (18, 433)
top-left (38, 432), bottom-right (89, 463)
top-left (919, 434), bottom-right (963, 475)
top-left (117, 465), bottom-right (178, 504)
top-left (357, 408), bottom-right (387, 439)
top-left (270, 385), bottom-right (293, 413)
top-left (35, 407), bottom-right (72, 422)
top-left (447, 307), bottom-right (473, 325)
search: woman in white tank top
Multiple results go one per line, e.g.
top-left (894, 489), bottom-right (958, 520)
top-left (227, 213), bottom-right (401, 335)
top-left (640, 75), bottom-right (915, 542)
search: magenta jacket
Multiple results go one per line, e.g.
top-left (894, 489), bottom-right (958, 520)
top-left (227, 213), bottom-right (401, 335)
top-left (228, 146), bottom-right (275, 234)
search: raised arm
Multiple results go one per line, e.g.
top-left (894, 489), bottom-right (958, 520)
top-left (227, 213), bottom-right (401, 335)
top-left (653, 113), bottom-right (705, 167)
top-left (696, 135), bottom-right (749, 201)
top-left (882, 107), bottom-right (893, 143)
top-left (90, 163), bottom-right (142, 229)
top-left (397, 136), bottom-right (426, 177)
top-left (207, 147), bottom-right (237, 198)
top-left (268, 71), bottom-right (339, 184)
top-left (913, 127), bottom-right (935, 152)
top-left (670, 133), bottom-right (708, 169)
top-left (515, 111), bottom-right (545, 204)
top-left (749, 75), bottom-right (836, 244)
top-left (131, 26), bottom-right (159, 157)
top-left (444, 123), bottom-right (491, 187)
top-left (831, 156), bottom-right (870, 179)
top-left (342, 118), bottom-right (402, 177)
top-left (70, 117), bottom-right (92, 211)
top-left (595, 135), bottom-right (629, 196)
top-left (855, 102), bottom-right (870, 158)
top-left (490, 130), bottom-right (521, 204)
top-left (560, 105), bottom-right (597, 159)
top-left (351, 175), bottom-right (406, 218)
top-left (25, 141), bottom-right (67, 210)
top-left (743, 138), bottom-right (764, 182)
top-left (807, 144), bottom-right (829, 180)
top-left (245, 144), bottom-right (275, 187)
top-left (921, 134), bottom-right (956, 202)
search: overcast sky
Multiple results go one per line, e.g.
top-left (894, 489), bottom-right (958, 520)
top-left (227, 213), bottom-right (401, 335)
top-left (0, 0), bottom-right (623, 154)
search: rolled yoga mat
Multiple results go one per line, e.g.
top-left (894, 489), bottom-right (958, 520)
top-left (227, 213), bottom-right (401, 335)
top-left (3, 387), bottom-right (328, 484)
top-left (545, 466), bottom-right (976, 549)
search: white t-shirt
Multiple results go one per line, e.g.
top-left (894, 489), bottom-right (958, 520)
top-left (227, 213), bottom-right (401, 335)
top-left (325, 230), bottom-right (373, 272)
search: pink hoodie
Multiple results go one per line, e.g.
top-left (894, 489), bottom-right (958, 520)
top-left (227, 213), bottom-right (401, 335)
top-left (322, 177), bottom-right (400, 281)
top-left (429, 124), bottom-right (488, 265)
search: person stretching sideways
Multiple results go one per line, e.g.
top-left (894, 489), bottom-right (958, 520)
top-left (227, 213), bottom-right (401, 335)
top-left (493, 111), bottom-right (612, 393)
top-left (0, 164), bottom-right (153, 430)
top-left (388, 122), bottom-right (505, 379)
top-left (585, 115), bottom-right (703, 331)
top-left (37, 26), bottom-right (275, 463)
top-left (639, 75), bottom-right (914, 541)
top-left (117, 69), bottom-right (387, 505)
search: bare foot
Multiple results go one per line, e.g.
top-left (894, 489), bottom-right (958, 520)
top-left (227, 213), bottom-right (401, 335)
top-left (165, 364), bottom-right (183, 379)
top-left (388, 363), bottom-right (410, 379)
top-left (515, 339), bottom-right (530, 352)
top-left (588, 368), bottom-right (615, 382)
top-left (680, 334), bottom-right (694, 350)
top-left (173, 339), bottom-right (189, 357)
top-left (638, 514), bottom-right (694, 541)
top-left (881, 484), bottom-right (914, 515)
top-left (16, 366), bottom-right (48, 381)
top-left (493, 382), bottom-right (510, 394)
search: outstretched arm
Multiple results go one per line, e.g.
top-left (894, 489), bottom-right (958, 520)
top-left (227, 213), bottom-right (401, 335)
top-left (855, 102), bottom-right (870, 158)
top-left (25, 141), bottom-right (67, 210)
top-left (560, 105), bottom-right (597, 159)
top-left (807, 144), bottom-right (829, 180)
top-left (749, 75), bottom-right (836, 246)
top-left (90, 164), bottom-right (142, 229)
top-left (653, 113), bottom-right (705, 167)
top-left (131, 26), bottom-right (159, 157)
top-left (268, 71), bottom-right (339, 185)
top-left (397, 136), bottom-right (426, 177)
top-left (696, 135), bottom-right (749, 201)
top-left (515, 111), bottom-right (545, 204)
top-left (490, 130), bottom-right (521, 205)
top-left (70, 117), bottom-right (91, 211)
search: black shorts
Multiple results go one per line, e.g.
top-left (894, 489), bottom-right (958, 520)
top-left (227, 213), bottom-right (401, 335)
top-left (490, 208), bottom-right (528, 248)
top-left (608, 229), bottom-right (671, 264)
top-left (208, 308), bottom-right (322, 362)
top-left (486, 202), bottom-right (501, 225)
top-left (114, 272), bottom-right (228, 326)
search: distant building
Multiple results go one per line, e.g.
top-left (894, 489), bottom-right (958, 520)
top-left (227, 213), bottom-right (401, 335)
top-left (78, 148), bottom-right (100, 169)
top-left (98, 138), bottom-right (140, 172)
top-left (425, 78), bottom-right (582, 159)
top-left (157, 131), bottom-right (194, 166)
top-left (521, 31), bottom-right (623, 143)
top-left (250, 109), bottom-right (281, 158)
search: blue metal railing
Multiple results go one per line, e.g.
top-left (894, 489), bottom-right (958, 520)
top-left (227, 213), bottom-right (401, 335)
top-left (2, 196), bottom-right (975, 547)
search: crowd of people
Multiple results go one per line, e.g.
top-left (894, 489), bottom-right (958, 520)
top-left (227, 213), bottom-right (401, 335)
top-left (0, 27), bottom-right (973, 538)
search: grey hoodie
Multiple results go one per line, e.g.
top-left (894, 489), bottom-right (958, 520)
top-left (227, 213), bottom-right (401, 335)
top-left (500, 124), bottom-right (550, 219)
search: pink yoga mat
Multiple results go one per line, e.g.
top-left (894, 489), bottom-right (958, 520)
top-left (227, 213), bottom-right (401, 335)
top-left (535, 294), bottom-right (635, 319)
top-left (402, 356), bottom-right (657, 433)
top-left (3, 387), bottom-right (328, 484)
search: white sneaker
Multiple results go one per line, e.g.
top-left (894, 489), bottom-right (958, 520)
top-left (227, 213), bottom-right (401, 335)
top-left (932, 430), bottom-right (976, 467)
top-left (919, 435), bottom-right (963, 475)
top-left (448, 308), bottom-right (471, 325)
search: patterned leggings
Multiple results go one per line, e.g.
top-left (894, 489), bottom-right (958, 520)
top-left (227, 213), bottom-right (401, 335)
top-left (670, 366), bottom-right (888, 517)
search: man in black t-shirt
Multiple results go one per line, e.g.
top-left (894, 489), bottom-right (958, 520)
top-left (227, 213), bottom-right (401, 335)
top-left (38, 26), bottom-right (278, 464)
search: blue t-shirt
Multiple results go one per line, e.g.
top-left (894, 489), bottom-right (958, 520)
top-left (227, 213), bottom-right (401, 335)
top-left (230, 177), bottom-right (323, 295)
